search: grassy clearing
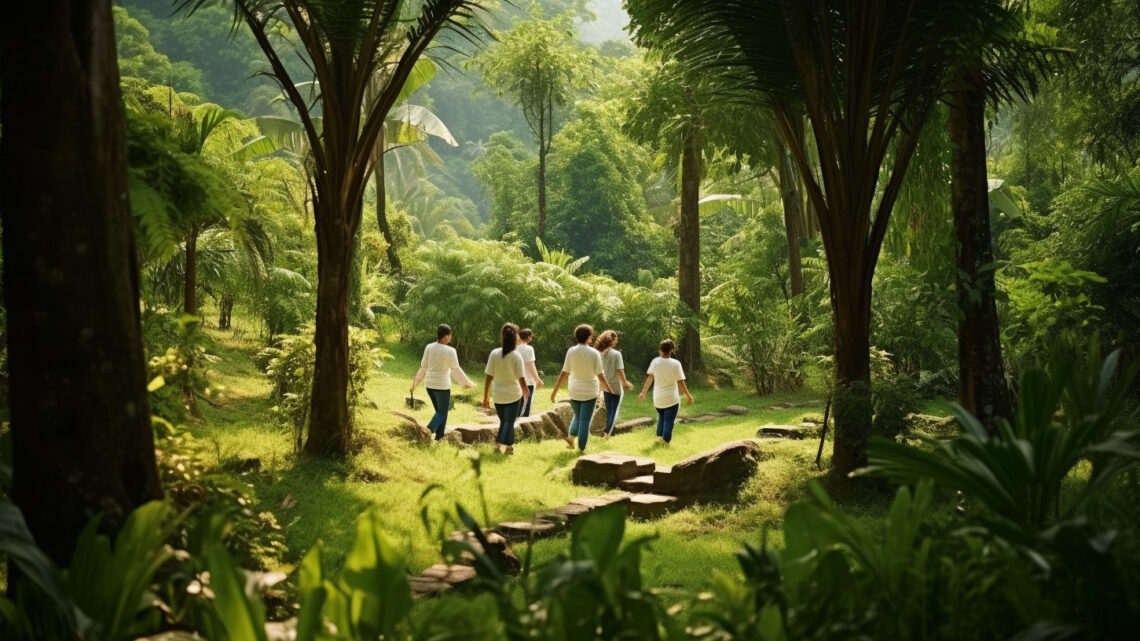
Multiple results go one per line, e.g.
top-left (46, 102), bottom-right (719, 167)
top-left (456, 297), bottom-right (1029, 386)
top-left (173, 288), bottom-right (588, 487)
top-left (185, 326), bottom-right (905, 594)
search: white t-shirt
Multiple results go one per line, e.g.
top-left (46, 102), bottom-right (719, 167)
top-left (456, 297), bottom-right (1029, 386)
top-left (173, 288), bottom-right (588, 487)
top-left (517, 343), bottom-right (537, 385)
top-left (562, 344), bottom-right (603, 401)
top-left (485, 348), bottom-right (525, 404)
top-left (420, 342), bottom-right (462, 390)
top-left (647, 357), bottom-right (686, 409)
top-left (601, 348), bottom-right (624, 392)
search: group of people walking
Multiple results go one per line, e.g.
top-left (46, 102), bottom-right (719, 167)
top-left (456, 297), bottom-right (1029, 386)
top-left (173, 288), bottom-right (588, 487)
top-left (410, 323), bottom-right (694, 455)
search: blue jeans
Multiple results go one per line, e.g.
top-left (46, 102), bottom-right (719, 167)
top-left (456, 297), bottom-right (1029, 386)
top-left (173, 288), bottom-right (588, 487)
top-left (568, 399), bottom-right (595, 451)
top-left (656, 404), bottom-right (679, 443)
top-left (426, 388), bottom-right (450, 440)
top-left (602, 391), bottom-right (623, 435)
top-left (495, 399), bottom-right (523, 446)
top-left (521, 384), bottom-right (535, 416)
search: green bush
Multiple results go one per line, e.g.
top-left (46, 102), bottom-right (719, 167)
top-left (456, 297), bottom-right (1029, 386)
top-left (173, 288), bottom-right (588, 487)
top-left (144, 311), bottom-right (216, 423)
top-left (259, 325), bottom-right (386, 451)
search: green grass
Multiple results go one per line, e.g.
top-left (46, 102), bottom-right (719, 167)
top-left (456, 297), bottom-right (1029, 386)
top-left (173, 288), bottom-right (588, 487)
top-left (185, 326), bottom-right (891, 594)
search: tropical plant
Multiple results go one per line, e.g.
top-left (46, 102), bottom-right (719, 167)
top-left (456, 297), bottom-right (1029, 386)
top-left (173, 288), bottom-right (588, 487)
top-left (179, 0), bottom-right (493, 457)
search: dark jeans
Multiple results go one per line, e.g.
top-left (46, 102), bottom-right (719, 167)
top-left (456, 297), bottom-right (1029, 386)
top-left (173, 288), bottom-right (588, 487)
top-left (656, 403), bottom-right (680, 443)
top-left (426, 388), bottom-right (451, 440)
top-left (521, 384), bottom-right (535, 416)
top-left (568, 399), bottom-right (595, 451)
top-left (602, 391), bottom-right (623, 435)
top-left (495, 399), bottom-right (523, 446)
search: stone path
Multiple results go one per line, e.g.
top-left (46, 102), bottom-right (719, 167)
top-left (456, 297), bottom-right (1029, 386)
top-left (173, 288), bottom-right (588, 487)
top-left (409, 438), bottom-right (767, 598)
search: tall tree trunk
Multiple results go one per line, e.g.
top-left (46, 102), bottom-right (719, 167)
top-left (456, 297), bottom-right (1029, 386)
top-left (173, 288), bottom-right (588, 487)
top-left (776, 140), bottom-right (804, 297)
top-left (184, 224), bottom-right (199, 315)
top-left (537, 143), bottom-right (548, 242)
top-left (305, 200), bottom-right (359, 457)
top-left (0, 0), bottom-right (162, 565)
top-left (829, 265), bottom-right (875, 481)
top-left (373, 127), bottom-right (402, 275)
top-left (678, 132), bottom-right (704, 372)
top-left (950, 69), bottom-right (1012, 429)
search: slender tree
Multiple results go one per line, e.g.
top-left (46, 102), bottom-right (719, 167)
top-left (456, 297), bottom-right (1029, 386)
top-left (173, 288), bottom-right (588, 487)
top-left (474, 10), bottom-right (593, 243)
top-left (181, 0), bottom-right (489, 456)
top-left (0, 0), bottom-right (162, 563)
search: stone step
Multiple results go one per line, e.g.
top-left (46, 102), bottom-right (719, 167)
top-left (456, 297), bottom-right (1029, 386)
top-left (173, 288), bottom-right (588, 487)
top-left (444, 530), bottom-right (520, 575)
top-left (570, 492), bottom-right (632, 510)
top-left (756, 425), bottom-right (813, 439)
top-left (628, 494), bottom-right (680, 520)
top-left (496, 519), bottom-right (563, 541)
top-left (723, 405), bottom-right (750, 415)
top-left (618, 474), bottom-right (655, 493)
top-left (543, 502), bottom-right (593, 524)
top-left (680, 412), bottom-right (729, 424)
top-left (652, 440), bottom-right (766, 497)
top-left (409, 564), bottom-right (477, 598)
top-left (612, 416), bottom-right (654, 433)
top-left (571, 452), bottom-right (657, 487)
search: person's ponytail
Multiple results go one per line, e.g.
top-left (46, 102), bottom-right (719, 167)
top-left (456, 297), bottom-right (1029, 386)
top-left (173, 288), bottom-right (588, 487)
top-left (501, 322), bottom-right (519, 356)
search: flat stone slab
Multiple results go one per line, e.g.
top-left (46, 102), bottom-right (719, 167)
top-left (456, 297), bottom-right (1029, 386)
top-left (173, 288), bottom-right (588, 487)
top-left (570, 492), bottom-right (632, 509)
top-left (619, 474), bottom-right (655, 493)
top-left (571, 452), bottom-right (657, 487)
top-left (614, 416), bottom-right (655, 432)
top-left (410, 564), bottom-right (477, 598)
top-left (445, 530), bottom-right (520, 575)
top-left (628, 494), bottom-right (679, 520)
top-left (756, 425), bottom-right (813, 439)
top-left (680, 412), bottom-right (728, 424)
top-left (652, 440), bottom-right (765, 497)
top-left (767, 400), bottom-right (823, 410)
top-left (452, 425), bottom-right (498, 444)
top-left (496, 519), bottom-right (563, 541)
top-left (548, 502), bottom-right (593, 523)
top-left (724, 405), bottom-right (750, 415)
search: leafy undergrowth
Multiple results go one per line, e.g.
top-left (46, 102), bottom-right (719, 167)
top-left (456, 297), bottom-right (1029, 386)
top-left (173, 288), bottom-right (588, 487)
top-left (182, 326), bottom-right (914, 598)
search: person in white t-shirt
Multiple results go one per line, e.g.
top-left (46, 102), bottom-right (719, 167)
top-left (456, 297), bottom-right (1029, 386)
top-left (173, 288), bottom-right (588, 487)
top-left (410, 324), bottom-right (475, 441)
top-left (483, 322), bottom-right (530, 455)
top-left (639, 338), bottom-right (694, 445)
top-left (550, 324), bottom-right (614, 452)
top-left (517, 328), bottom-right (544, 417)
top-left (595, 329), bottom-right (634, 439)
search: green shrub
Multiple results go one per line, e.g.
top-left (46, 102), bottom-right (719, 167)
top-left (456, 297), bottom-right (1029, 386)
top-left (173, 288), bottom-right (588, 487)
top-left (144, 312), bottom-right (216, 423)
top-left (258, 325), bottom-right (386, 451)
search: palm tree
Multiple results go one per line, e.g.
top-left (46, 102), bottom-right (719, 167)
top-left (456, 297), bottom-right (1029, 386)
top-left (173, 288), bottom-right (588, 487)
top-left (628, 0), bottom-right (1001, 484)
top-left (181, 0), bottom-right (490, 457)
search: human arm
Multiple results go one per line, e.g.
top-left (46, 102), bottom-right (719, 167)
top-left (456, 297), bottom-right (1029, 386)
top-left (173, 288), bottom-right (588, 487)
top-left (678, 380), bottom-right (694, 405)
top-left (410, 365), bottom-right (427, 394)
top-left (639, 374), bottom-right (654, 402)
top-left (453, 366), bottom-right (475, 389)
top-left (597, 373), bottom-right (614, 395)
top-left (617, 368), bottom-right (634, 391)
top-left (525, 360), bottom-right (544, 387)
top-left (482, 374), bottom-right (493, 408)
top-left (550, 371), bottom-right (569, 402)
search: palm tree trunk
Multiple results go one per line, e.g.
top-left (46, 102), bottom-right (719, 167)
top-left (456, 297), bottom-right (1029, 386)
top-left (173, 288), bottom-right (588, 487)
top-left (829, 263), bottom-right (875, 481)
top-left (950, 70), bottom-right (1012, 429)
top-left (0, 0), bottom-right (162, 564)
top-left (777, 140), bottom-right (804, 297)
top-left (537, 142), bottom-right (548, 242)
top-left (305, 200), bottom-right (359, 457)
top-left (678, 131), bottom-right (704, 372)
top-left (184, 224), bottom-right (199, 315)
